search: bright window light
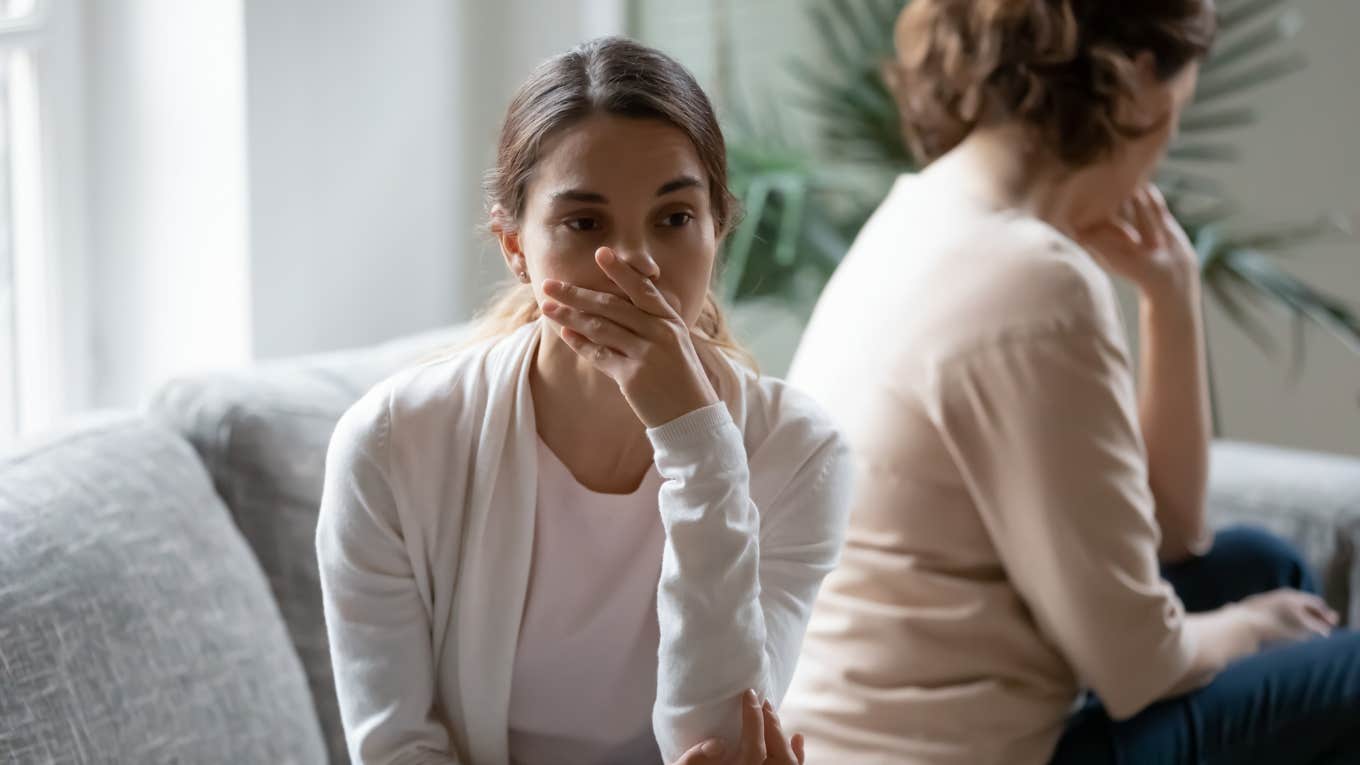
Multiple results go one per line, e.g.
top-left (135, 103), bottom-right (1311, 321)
top-left (10, 47), bottom-right (47, 441)
top-left (2, 0), bottom-right (38, 23)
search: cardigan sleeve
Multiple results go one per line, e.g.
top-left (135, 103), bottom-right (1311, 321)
top-left (315, 388), bottom-right (461, 765)
top-left (646, 400), bottom-right (853, 762)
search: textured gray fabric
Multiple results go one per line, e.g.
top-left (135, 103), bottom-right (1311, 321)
top-left (145, 325), bottom-right (469, 764)
top-left (1208, 440), bottom-right (1360, 626)
top-left (0, 414), bottom-right (327, 765)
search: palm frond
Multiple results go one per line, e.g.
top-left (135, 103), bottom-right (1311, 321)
top-left (1200, 8), bottom-right (1302, 74)
top-left (1207, 275), bottom-right (1278, 354)
top-left (1220, 215), bottom-right (1352, 253)
top-left (1166, 143), bottom-right (1241, 162)
top-left (1218, 0), bottom-right (1292, 32)
top-left (1193, 53), bottom-right (1308, 105)
top-left (1176, 107), bottom-right (1257, 133)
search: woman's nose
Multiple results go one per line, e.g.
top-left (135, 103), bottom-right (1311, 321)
top-left (610, 245), bottom-right (660, 279)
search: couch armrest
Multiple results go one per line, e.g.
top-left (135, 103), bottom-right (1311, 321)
top-left (1208, 440), bottom-right (1360, 626)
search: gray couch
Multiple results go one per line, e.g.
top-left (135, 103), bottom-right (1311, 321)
top-left (2, 325), bottom-right (1358, 764)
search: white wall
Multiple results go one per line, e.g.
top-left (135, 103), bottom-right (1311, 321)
top-left (243, 0), bottom-right (462, 359)
top-left (242, 0), bottom-right (625, 360)
top-left (84, 0), bottom-right (252, 408)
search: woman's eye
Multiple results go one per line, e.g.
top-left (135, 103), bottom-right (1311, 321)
top-left (661, 212), bottom-right (694, 228)
top-left (565, 217), bottom-right (601, 232)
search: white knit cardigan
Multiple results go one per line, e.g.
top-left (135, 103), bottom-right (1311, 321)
top-left (316, 321), bottom-right (852, 764)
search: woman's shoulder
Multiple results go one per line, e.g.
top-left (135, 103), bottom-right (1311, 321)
top-left (907, 207), bottom-right (1125, 364)
top-left (976, 215), bottom-right (1117, 321)
top-left (844, 173), bottom-right (1121, 350)
top-left (732, 366), bottom-right (847, 462)
top-left (729, 369), bottom-right (852, 528)
top-left (333, 324), bottom-right (537, 457)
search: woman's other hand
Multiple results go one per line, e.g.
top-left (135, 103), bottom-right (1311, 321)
top-left (1238, 588), bottom-right (1339, 647)
top-left (669, 689), bottom-right (807, 765)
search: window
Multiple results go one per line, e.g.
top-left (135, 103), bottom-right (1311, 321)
top-left (0, 0), bottom-right (65, 448)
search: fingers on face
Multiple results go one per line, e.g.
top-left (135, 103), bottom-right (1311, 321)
top-left (1132, 187), bottom-right (1165, 247)
top-left (1145, 183), bottom-right (1174, 222)
top-left (1112, 220), bottom-right (1143, 250)
top-left (542, 278), bottom-right (650, 337)
top-left (596, 247), bottom-right (677, 318)
top-left (1081, 221), bottom-right (1141, 264)
top-left (555, 325), bottom-right (627, 374)
top-left (542, 300), bottom-right (643, 359)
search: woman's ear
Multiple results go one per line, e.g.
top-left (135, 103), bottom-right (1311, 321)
top-left (1127, 51), bottom-right (1175, 130)
top-left (491, 205), bottom-right (530, 283)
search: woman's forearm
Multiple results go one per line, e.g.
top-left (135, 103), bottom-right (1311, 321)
top-left (646, 402), bottom-right (850, 763)
top-left (1137, 285), bottom-right (1213, 562)
top-left (648, 404), bottom-right (770, 762)
top-left (1162, 605), bottom-right (1260, 700)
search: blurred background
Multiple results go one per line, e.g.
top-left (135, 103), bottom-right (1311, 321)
top-left (2, 0), bottom-right (1356, 456)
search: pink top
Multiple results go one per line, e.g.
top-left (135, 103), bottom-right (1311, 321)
top-left (507, 436), bottom-right (667, 765)
top-left (782, 173), bottom-right (1195, 765)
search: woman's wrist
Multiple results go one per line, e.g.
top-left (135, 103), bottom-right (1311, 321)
top-left (1140, 271), bottom-right (1202, 326)
top-left (1188, 604), bottom-right (1261, 673)
top-left (632, 377), bottom-right (720, 428)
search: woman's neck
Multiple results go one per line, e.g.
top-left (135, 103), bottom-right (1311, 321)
top-left (929, 123), bottom-right (1123, 236)
top-left (530, 325), bottom-right (655, 494)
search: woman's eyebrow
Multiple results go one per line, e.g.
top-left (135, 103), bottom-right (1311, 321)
top-left (656, 175), bottom-right (704, 196)
top-left (550, 188), bottom-right (608, 203)
top-left (548, 175), bottom-right (703, 204)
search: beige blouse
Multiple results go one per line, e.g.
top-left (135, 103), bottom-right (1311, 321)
top-left (781, 173), bottom-right (1195, 765)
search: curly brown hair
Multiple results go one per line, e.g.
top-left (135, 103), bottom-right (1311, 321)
top-left (890, 0), bottom-right (1217, 166)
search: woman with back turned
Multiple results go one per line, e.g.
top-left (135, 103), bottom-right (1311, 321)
top-left (781, 2), bottom-right (1360, 763)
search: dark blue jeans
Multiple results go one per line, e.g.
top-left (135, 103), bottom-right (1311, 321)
top-left (1050, 526), bottom-right (1360, 765)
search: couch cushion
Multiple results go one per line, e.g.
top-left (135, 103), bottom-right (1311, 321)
top-left (145, 325), bottom-right (469, 763)
top-left (0, 414), bottom-right (327, 764)
top-left (1209, 440), bottom-right (1360, 626)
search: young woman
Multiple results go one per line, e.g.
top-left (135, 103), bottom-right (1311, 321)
top-left (782, 1), bottom-right (1360, 763)
top-left (316, 37), bottom-right (851, 765)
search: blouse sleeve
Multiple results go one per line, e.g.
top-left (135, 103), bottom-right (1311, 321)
top-left (315, 390), bottom-right (461, 765)
top-left (932, 326), bottom-right (1195, 719)
top-left (646, 401), bottom-right (853, 761)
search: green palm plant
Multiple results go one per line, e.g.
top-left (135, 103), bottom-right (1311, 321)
top-left (721, 0), bottom-right (1360, 386)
